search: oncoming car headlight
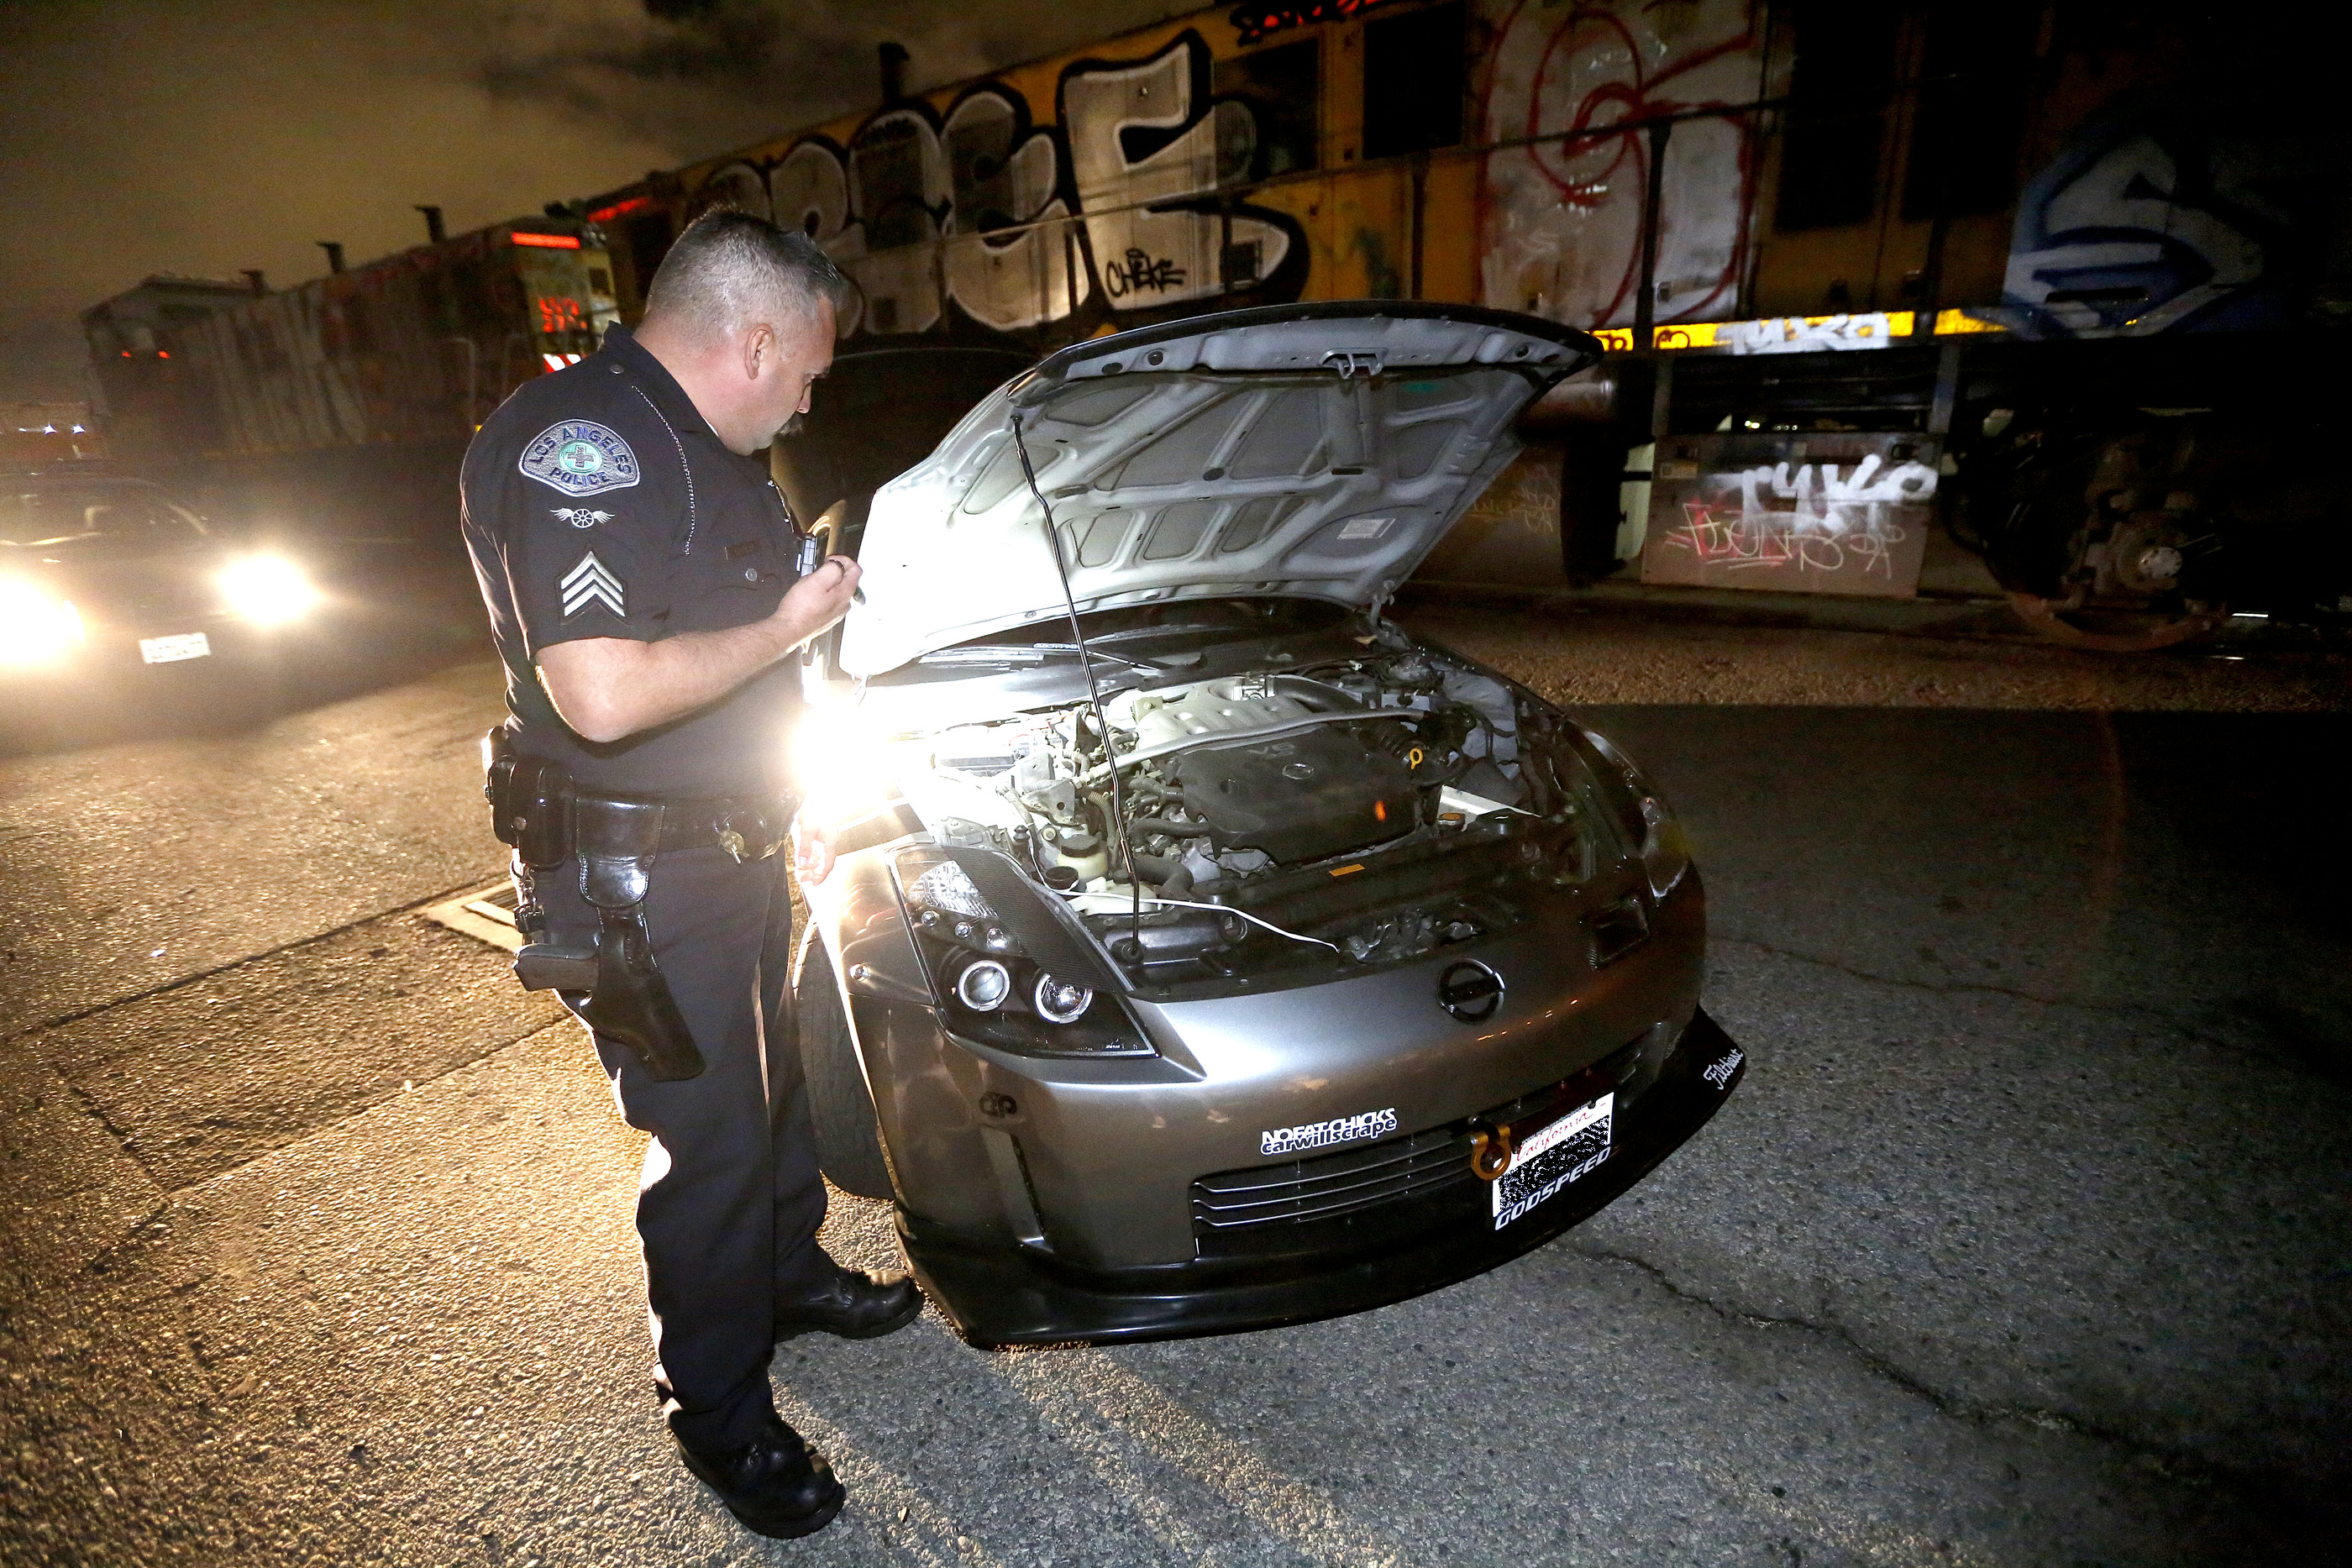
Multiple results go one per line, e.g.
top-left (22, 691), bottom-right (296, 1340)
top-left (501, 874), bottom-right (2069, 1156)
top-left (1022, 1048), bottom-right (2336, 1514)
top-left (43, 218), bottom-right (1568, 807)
top-left (0, 579), bottom-right (85, 666)
top-left (1582, 730), bottom-right (1692, 899)
top-left (891, 846), bottom-right (1147, 1057)
top-left (218, 555), bottom-right (323, 626)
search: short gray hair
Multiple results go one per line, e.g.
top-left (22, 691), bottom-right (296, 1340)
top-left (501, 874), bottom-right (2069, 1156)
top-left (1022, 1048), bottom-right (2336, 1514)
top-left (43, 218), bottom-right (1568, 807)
top-left (640, 207), bottom-right (848, 343)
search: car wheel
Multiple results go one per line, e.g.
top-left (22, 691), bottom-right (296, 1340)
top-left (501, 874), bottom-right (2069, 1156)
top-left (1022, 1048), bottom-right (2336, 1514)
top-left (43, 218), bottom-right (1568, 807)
top-left (793, 933), bottom-right (895, 1200)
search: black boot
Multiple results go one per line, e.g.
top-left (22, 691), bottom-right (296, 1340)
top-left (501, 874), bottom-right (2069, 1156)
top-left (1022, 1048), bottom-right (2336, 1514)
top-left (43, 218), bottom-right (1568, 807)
top-left (774, 1264), bottom-right (925, 1343)
top-left (675, 1412), bottom-right (846, 1539)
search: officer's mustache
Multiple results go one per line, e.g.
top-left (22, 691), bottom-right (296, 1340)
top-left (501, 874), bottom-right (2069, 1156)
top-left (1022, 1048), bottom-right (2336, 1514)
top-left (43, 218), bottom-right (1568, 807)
top-left (775, 412), bottom-right (806, 439)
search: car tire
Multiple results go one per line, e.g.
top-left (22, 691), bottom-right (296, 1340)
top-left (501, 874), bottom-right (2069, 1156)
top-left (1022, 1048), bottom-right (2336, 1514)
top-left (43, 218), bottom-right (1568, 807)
top-left (794, 934), bottom-right (895, 1201)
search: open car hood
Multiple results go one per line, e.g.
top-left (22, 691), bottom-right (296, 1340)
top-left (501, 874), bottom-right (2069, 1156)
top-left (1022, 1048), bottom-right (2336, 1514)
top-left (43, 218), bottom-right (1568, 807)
top-left (837, 303), bottom-right (1599, 678)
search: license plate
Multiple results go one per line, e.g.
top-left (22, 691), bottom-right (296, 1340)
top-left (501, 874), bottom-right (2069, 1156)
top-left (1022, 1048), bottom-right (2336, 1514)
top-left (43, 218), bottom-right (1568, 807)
top-left (139, 632), bottom-right (211, 664)
top-left (1492, 1091), bottom-right (1614, 1230)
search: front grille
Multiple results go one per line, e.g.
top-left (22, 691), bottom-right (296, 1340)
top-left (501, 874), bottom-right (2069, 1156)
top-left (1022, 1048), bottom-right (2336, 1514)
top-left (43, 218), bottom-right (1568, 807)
top-left (1188, 1032), bottom-right (1655, 1263)
top-left (1190, 1125), bottom-right (1479, 1261)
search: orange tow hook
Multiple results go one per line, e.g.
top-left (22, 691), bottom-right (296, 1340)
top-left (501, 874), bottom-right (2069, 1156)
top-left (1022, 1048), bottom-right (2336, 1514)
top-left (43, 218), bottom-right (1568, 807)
top-left (1469, 1121), bottom-right (1515, 1182)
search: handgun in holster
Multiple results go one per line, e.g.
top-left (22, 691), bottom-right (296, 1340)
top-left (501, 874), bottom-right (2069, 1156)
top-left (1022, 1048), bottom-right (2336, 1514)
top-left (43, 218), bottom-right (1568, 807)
top-left (482, 729), bottom-right (706, 1082)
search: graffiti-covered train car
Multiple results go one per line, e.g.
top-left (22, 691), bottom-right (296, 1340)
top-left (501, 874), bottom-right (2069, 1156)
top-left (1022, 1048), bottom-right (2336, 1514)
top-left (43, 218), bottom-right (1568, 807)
top-left (579, 0), bottom-right (2345, 648)
top-left (84, 218), bottom-right (618, 544)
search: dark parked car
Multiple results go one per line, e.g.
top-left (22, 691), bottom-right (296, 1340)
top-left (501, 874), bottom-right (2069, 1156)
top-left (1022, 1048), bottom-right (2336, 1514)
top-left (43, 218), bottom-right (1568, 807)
top-left (788, 304), bottom-right (1747, 1347)
top-left (0, 466), bottom-right (331, 690)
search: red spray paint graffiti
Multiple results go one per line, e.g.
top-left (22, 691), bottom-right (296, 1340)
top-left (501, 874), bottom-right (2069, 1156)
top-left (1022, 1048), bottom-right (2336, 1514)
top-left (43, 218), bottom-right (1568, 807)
top-left (1476, 1), bottom-right (1766, 330)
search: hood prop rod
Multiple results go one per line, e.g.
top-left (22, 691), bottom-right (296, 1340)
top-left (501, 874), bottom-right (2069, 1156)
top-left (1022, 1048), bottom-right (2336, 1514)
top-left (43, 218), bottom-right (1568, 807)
top-left (1010, 414), bottom-right (1145, 947)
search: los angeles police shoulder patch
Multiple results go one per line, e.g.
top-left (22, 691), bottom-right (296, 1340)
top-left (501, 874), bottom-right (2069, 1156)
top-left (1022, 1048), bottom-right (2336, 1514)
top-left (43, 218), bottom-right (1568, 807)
top-left (519, 421), bottom-right (640, 497)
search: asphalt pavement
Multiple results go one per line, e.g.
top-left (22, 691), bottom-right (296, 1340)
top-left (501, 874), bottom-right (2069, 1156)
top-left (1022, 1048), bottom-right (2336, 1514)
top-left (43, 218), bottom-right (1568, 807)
top-left (3, 607), bottom-right (2346, 1566)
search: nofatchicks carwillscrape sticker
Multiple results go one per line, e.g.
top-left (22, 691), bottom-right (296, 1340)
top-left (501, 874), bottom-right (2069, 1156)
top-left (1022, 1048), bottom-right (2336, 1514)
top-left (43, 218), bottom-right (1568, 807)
top-left (1260, 1107), bottom-right (1397, 1157)
top-left (520, 421), bottom-right (640, 497)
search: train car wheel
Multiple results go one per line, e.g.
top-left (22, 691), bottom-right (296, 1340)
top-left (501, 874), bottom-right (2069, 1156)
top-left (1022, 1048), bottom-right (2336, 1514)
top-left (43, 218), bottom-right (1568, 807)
top-left (2007, 591), bottom-right (2229, 653)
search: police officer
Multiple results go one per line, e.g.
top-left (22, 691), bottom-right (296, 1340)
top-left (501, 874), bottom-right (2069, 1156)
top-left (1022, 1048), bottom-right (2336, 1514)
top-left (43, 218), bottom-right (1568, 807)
top-left (460, 209), bottom-right (918, 1542)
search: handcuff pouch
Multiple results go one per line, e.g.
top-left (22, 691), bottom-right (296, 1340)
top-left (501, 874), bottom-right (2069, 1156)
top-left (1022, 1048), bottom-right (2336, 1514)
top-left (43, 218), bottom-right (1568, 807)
top-left (482, 728), bottom-right (572, 868)
top-left (574, 795), bottom-right (664, 909)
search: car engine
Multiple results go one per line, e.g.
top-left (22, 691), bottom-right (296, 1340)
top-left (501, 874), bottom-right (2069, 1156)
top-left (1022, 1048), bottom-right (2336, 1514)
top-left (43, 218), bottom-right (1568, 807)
top-left (925, 658), bottom-right (1516, 879)
top-left (890, 638), bottom-right (1630, 989)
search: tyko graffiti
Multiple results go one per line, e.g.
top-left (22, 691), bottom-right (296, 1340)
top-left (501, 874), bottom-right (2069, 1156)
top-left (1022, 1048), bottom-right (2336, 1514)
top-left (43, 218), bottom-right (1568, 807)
top-left (1720, 312), bottom-right (1904, 354)
top-left (1640, 435), bottom-right (1939, 597)
top-left (699, 30), bottom-right (1301, 341)
top-left (1478, 0), bottom-right (1765, 330)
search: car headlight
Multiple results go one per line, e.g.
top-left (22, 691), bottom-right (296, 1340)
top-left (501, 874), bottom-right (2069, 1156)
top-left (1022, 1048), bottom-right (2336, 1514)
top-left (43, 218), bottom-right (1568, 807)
top-left (218, 555), bottom-right (322, 626)
top-left (0, 579), bottom-right (85, 666)
top-left (891, 845), bottom-right (1147, 1057)
top-left (1582, 730), bottom-right (1692, 899)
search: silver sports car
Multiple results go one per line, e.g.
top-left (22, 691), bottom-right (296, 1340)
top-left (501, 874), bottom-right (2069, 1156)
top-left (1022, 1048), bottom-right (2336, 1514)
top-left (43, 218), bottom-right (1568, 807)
top-left (791, 303), bottom-right (1746, 1347)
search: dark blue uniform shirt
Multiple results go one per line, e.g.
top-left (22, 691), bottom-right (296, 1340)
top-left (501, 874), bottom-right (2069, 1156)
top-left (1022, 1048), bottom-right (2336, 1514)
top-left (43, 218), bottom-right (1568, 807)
top-left (461, 324), bottom-right (803, 797)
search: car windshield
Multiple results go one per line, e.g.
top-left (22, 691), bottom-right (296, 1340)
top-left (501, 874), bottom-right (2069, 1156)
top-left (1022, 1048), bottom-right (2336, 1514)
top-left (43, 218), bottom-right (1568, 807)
top-left (0, 486), bottom-right (207, 548)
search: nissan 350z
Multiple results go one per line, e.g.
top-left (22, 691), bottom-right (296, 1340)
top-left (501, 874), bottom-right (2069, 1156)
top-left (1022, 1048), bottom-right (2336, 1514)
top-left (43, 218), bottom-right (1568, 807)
top-left (790, 303), bottom-right (1747, 1347)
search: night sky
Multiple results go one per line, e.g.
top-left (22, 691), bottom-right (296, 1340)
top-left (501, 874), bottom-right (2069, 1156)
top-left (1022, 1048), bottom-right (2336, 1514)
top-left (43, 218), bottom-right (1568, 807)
top-left (0, 0), bottom-right (1181, 405)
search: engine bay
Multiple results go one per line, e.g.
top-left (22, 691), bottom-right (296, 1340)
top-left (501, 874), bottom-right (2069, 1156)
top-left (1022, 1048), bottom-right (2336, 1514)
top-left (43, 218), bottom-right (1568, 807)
top-left (885, 636), bottom-right (1635, 997)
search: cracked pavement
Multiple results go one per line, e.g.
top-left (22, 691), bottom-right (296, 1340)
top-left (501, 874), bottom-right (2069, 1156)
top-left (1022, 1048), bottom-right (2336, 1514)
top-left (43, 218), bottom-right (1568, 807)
top-left (4, 611), bottom-right (2348, 1565)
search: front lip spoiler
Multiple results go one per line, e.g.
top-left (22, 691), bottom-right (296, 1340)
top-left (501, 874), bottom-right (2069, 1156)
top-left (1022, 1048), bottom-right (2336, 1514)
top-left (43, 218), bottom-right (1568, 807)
top-left (898, 1006), bottom-right (1747, 1348)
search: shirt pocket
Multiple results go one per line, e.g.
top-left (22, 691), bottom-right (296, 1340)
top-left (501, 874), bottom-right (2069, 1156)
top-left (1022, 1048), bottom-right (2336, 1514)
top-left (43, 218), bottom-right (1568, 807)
top-left (673, 535), bottom-right (790, 632)
top-left (714, 535), bottom-right (789, 591)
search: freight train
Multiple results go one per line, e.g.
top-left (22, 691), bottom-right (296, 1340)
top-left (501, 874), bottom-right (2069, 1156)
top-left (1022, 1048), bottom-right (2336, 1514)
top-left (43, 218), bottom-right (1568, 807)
top-left (82, 213), bottom-right (616, 545)
top-left (85, 1), bottom-right (2347, 647)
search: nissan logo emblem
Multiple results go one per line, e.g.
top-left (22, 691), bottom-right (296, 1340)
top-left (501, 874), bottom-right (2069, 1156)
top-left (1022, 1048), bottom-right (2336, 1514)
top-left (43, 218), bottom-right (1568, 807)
top-left (1437, 960), bottom-right (1504, 1023)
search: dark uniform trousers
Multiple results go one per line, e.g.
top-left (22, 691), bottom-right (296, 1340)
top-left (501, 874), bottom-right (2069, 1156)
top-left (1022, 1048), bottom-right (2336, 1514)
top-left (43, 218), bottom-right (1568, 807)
top-left (524, 844), bottom-right (831, 1454)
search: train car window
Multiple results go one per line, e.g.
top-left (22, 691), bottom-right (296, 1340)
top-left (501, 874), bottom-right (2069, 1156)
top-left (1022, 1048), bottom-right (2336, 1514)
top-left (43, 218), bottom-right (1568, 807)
top-left (1902, 0), bottom-right (2040, 221)
top-left (624, 214), bottom-right (673, 293)
top-left (1214, 40), bottom-right (1320, 180)
top-left (1363, 3), bottom-right (1466, 160)
top-left (454, 260), bottom-right (502, 334)
top-left (1774, 0), bottom-right (1901, 231)
top-left (417, 270), bottom-right (449, 333)
top-left (335, 296), bottom-right (377, 357)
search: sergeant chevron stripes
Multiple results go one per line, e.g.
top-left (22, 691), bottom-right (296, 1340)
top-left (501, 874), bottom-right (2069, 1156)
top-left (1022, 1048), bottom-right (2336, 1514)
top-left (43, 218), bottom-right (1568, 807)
top-left (559, 551), bottom-right (625, 616)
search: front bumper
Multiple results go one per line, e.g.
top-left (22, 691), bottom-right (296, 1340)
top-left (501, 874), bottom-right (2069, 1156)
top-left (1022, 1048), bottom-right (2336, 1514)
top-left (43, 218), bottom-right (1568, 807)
top-left (900, 1006), bottom-right (1746, 1346)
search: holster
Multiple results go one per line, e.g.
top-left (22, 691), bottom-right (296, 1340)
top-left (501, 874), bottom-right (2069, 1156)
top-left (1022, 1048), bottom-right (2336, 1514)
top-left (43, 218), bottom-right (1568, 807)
top-left (562, 905), bottom-right (705, 1082)
top-left (490, 732), bottom-right (707, 1083)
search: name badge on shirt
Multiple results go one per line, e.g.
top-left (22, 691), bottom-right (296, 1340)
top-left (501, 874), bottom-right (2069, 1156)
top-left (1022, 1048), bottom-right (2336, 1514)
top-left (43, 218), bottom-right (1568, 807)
top-left (520, 421), bottom-right (641, 497)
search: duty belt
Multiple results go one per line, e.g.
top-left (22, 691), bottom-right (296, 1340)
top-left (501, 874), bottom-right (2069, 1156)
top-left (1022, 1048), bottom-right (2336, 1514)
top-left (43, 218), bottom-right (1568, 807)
top-left (481, 730), bottom-right (802, 1083)
top-left (585, 788), bottom-right (802, 863)
top-left (481, 729), bottom-right (799, 870)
